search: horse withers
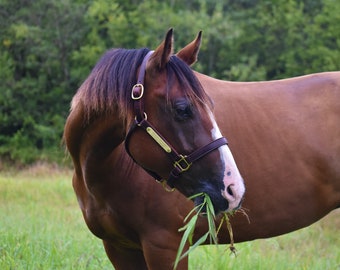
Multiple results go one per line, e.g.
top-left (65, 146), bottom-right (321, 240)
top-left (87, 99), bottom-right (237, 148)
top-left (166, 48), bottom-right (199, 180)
top-left (64, 29), bottom-right (340, 269)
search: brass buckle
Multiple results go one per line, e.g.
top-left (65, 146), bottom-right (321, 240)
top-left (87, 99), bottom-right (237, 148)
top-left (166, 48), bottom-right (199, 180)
top-left (156, 179), bottom-right (175, 192)
top-left (131, 84), bottom-right (144, 100)
top-left (174, 155), bottom-right (192, 172)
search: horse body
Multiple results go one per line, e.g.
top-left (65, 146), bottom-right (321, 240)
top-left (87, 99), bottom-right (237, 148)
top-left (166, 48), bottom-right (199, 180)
top-left (196, 71), bottom-right (340, 242)
top-left (64, 29), bottom-right (340, 269)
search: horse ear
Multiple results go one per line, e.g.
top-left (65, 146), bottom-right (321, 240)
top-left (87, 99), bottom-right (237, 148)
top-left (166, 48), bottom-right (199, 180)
top-left (149, 28), bottom-right (174, 70)
top-left (176, 31), bottom-right (202, 66)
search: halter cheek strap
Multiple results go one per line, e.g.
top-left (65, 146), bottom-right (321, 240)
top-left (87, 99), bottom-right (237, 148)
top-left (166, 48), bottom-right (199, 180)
top-left (124, 51), bottom-right (228, 188)
top-left (131, 51), bottom-right (154, 122)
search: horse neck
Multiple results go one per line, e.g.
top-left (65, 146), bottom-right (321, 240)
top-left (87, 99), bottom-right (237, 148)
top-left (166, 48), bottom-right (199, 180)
top-left (64, 102), bottom-right (127, 175)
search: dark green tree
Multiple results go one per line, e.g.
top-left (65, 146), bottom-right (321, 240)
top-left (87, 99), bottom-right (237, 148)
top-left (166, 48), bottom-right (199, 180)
top-left (0, 0), bottom-right (339, 165)
top-left (0, 0), bottom-right (88, 164)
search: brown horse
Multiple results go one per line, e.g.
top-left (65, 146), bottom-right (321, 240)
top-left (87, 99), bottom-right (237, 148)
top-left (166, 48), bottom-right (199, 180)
top-left (64, 29), bottom-right (340, 269)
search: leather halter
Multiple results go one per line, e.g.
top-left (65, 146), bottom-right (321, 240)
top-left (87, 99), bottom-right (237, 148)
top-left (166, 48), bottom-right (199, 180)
top-left (125, 51), bottom-right (228, 188)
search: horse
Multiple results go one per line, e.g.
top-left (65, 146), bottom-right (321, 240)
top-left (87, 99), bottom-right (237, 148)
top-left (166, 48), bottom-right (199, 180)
top-left (64, 29), bottom-right (340, 270)
top-left (63, 28), bottom-right (245, 269)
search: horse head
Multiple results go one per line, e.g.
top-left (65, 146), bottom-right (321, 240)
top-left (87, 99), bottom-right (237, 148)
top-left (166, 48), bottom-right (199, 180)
top-left (125, 29), bottom-right (245, 214)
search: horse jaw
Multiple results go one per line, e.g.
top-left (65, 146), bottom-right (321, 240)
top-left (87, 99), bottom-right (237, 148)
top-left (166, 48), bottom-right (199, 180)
top-left (209, 112), bottom-right (245, 212)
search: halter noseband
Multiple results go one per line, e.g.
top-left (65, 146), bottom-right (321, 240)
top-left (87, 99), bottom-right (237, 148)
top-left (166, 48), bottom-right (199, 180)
top-left (124, 51), bottom-right (228, 188)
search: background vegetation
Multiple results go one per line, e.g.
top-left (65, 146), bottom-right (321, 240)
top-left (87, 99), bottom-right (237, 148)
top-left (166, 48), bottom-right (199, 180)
top-left (1, 0), bottom-right (340, 165)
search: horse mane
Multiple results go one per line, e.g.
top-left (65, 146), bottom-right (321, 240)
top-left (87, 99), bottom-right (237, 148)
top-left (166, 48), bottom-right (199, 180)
top-left (71, 48), bottom-right (211, 122)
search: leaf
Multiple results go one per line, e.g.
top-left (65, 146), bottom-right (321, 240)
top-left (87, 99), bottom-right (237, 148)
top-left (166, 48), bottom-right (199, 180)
top-left (174, 215), bottom-right (198, 269)
top-left (179, 232), bottom-right (209, 261)
top-left (175, 193), bottom-right (220, 269)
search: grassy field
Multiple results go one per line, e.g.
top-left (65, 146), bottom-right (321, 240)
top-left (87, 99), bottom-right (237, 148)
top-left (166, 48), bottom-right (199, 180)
top-left (0, 166), bottom-right (339, 270)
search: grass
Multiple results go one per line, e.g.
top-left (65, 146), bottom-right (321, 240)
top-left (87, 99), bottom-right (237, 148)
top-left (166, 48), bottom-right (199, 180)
top-left (0, 167), bottom-right (112, 270)
top-left (191, 213), bottom-right (340, 270)
top-left (175, 193), bottom-right (236, 269)
top-left (1, 166), bottom-right (339, 269)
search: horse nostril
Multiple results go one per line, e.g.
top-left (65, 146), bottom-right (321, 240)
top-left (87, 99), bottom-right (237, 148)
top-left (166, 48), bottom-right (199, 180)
top-left (227, 185), bottom-right (234, 197)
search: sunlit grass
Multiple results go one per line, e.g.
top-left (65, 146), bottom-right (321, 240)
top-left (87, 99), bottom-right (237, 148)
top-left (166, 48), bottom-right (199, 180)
top-left (177, 192), bottom-right (339, 270)
top-left (1, 167), bottom-right (339, 269)
top-left (0, 169), bottom-right (112, 270)
top-left (189, 206), bottom-right (340, 270)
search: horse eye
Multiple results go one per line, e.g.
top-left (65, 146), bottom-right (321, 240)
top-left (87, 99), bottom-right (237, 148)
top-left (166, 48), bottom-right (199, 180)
top-left (173, 100), bottom-right (193, 121)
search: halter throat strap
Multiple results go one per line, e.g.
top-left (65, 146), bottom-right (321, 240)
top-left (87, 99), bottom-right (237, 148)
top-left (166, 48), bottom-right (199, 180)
top-left (125, 51), bottom-right (228, 188)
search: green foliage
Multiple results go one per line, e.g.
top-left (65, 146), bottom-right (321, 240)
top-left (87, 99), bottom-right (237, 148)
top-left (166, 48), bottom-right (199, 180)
top-left (0, 0), bottom-right (87, 165)
top-left (0, 0), bottom-right (339, 165)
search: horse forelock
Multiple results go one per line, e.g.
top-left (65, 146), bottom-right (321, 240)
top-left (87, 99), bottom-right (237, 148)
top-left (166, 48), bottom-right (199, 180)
top-left (167, 56), bottom-right (212, 108)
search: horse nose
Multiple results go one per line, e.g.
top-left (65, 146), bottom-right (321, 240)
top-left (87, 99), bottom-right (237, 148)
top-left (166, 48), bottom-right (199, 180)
top-left (226, 184), bottom-right (234, 197)
top-left (222, 182), bottom-right (244, 211)
top-left (222, 184), bottom-right (236, 202)
top-left (216, 143), bottom-right (245, 211)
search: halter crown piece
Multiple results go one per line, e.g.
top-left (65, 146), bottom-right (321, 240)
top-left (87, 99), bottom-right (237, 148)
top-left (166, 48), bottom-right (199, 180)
top-left (125, 51), bottom-right (228, 189)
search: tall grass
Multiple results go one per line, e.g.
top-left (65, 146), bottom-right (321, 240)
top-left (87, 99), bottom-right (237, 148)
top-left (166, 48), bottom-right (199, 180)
top-left (0, 168), bottom-right (112, 270)
top-left (190, 214), bottom-right (340, 270)
top-left (0, 167), bottom-right (339, 269)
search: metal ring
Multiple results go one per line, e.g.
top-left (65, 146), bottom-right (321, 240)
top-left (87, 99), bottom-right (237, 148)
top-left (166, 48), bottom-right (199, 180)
top-left (131, 84), bottom-right (144, 100)
top-left (135, 112), bottom-right (147, 125)
top-left (159, 179), bottom-right (175, 192)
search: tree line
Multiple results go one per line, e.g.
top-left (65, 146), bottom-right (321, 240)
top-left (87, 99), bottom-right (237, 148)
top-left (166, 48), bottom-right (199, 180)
top-left (0, 0), bottom-right (339, 165)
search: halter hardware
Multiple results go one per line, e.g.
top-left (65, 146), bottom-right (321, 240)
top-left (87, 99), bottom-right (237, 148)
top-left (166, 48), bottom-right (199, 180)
top-left (146, 126), bottom-right (172, 153)
top-left (135, 112), bottom-right (147, 122)
top-left (161, 179), bottom-right (176, 192)
top-left (131, 84), bottom-right (144, 100)
top-left (124, 50), bottom-right (228, 189)
top-left (174, 155), bottom-right (192, 172)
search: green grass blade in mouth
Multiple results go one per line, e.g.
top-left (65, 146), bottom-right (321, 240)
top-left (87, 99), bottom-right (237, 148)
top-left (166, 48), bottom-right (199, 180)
top-left (174, 193), bottom-right (235, 269)
top-left (174, 214), bottom-right (198, 269)
top-left (218, 212), bottom-right (237, 255)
